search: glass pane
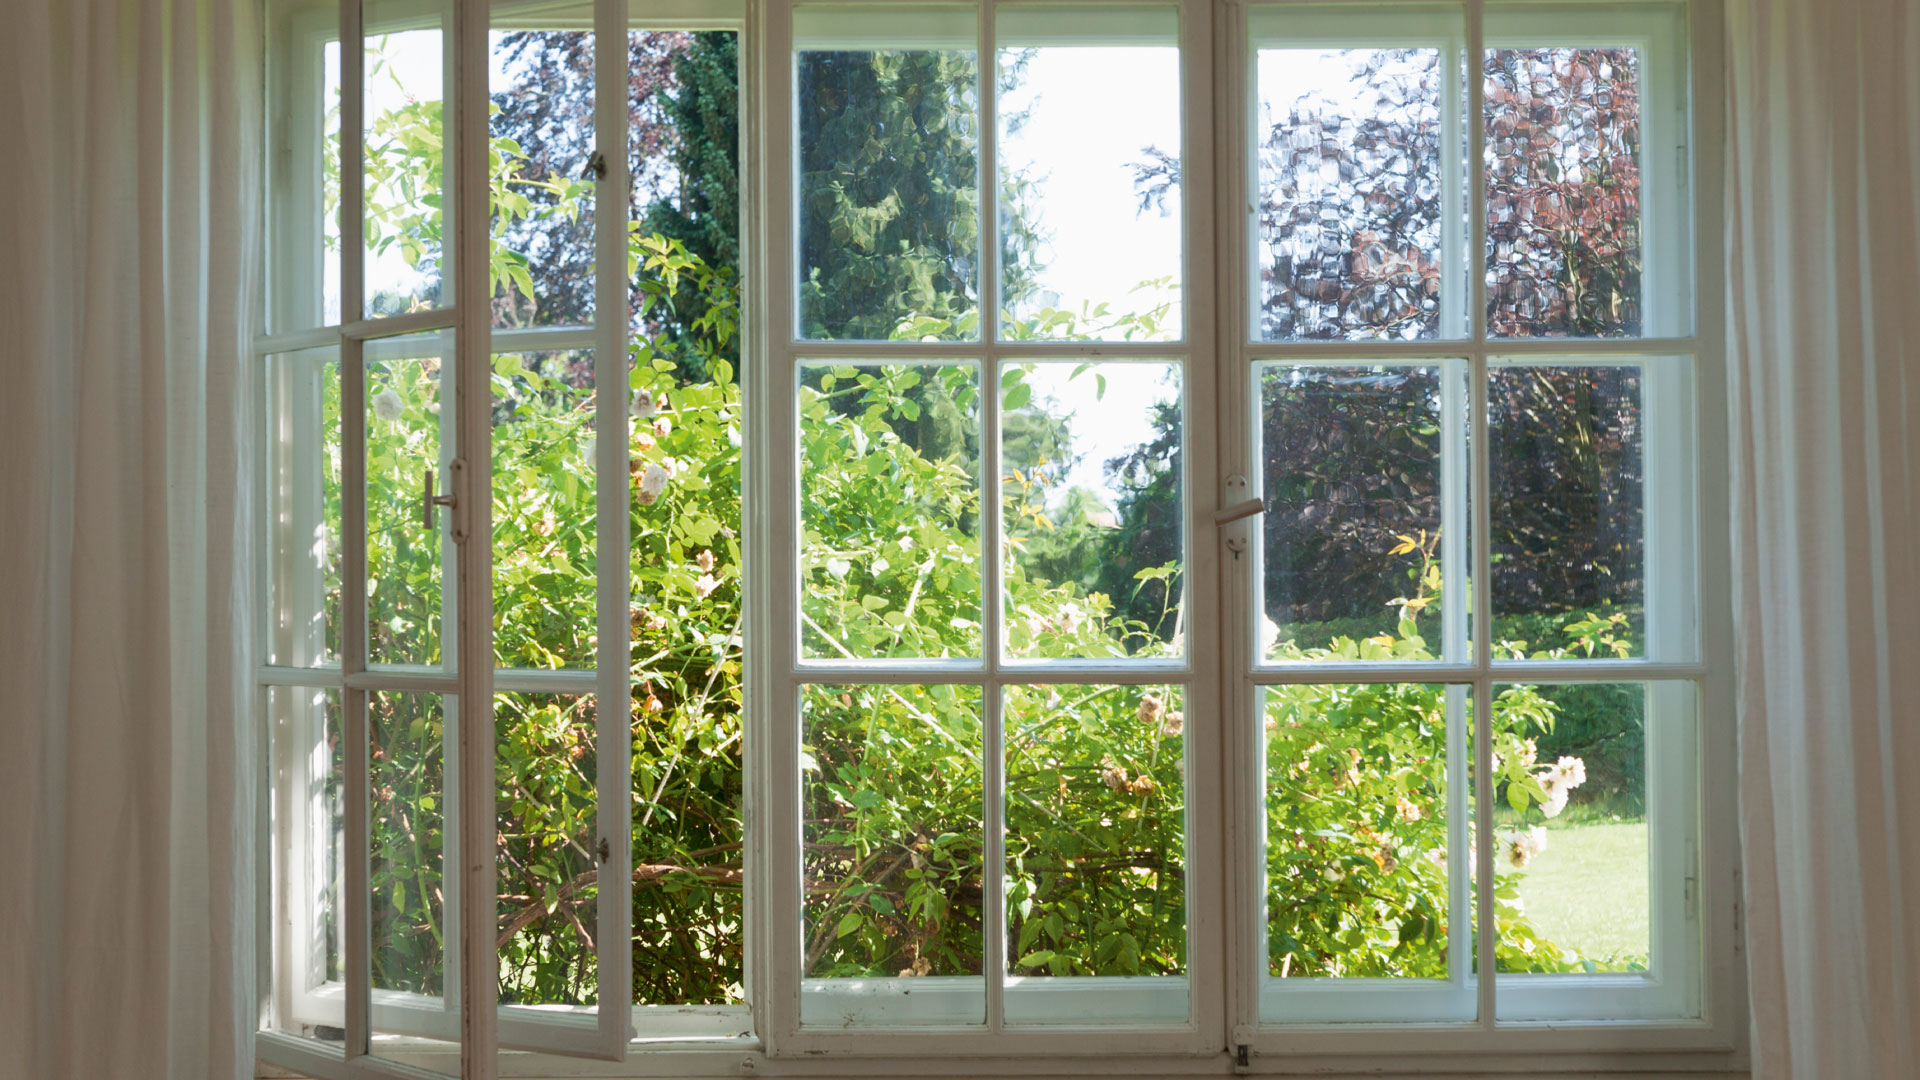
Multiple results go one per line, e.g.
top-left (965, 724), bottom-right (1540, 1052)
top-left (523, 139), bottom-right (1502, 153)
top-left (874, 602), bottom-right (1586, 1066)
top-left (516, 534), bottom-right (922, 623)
top-left (1004, 684), bottom-right (1187, 979)
top-left (627, 94), bottom-right (750, 1007)
top-left (266, 349), bottom-right (342, 666)
top-left (800, 363), bottom-right (982, 660)
top-left (1002, 362), bottom-right (1184, 660)
top-left (272, 686), bottom-right (345, 1002)
top-left (365, 340), bottom-right (452, 667)
top-left (633, 660), bottom-right (748, 1007)
top-left (369, 692), bottom-right (449, 997)
top-left (1489, 364), bottom-right (1643, 658)
top-left (802, 684), bottom-right (986, 1027)
top-left (1258, 364), bottom-right (1465, 662)
top-left (1484, 45), bottom-right (1642, 338)
top-left (996, 9), bottom-right (1181, 341)
top-left (795, 6), bottom-right (980, 341)
top-left (629, 30), bottom-right (741, 353)
top-left (491, 350), bottom-right (597, 670)
top-left (489, 6), bottom-right (599, 328)
top-left (496, 693), bottom-right (600, 1005)
top-left (268, 0), bottom-right (341, 331)
top-left (363, 0), bottom-right (453, 315)
top-left (1262, 683), bottom-right (1473, 1024)
top-left (1492, 682), bottom-right (1648, 974)
top-left (1252, 6), bottom-right (1467, 341)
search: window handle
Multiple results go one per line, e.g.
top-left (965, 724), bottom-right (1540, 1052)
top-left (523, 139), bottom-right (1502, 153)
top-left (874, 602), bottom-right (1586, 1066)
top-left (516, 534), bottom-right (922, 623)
top-left (1214, 498), bottom-right (1265, 525)
top-left (1217, 476), bottom-right (1262, 561)
top-left (1215, 473), bottom-right (1264, 525)
top-left (422, 465), bottom-right (460, 537)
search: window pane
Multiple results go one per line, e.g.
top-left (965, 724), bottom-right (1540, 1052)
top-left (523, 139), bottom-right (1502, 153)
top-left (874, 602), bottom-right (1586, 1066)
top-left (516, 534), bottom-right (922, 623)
top-left (796, 7), bottom-right (980, 341)
top-left (268, 0), bottom-right (340, 331)
top-left (1004, 684), bottom-right (1188, 1022)
top-left (800, 363), bottom-right (982, 660)
top-left (1253, 6), bottom-right (1467, 341)
top-left (266, 349), bottom-right (342, 667)
top-left (1489, 364), bottom-right (1644, 658)
top-left (803, 684), bottom-right (986, 1027)
top-left (496, 693), bottom-right (600, 1006)
top-left (366, 341), bottom-right (452, 667)
top-left (996, 9), bottom-right (1181, 341)
top-left (272, 686), bottom-right (345, 1005)
top-left (488, 9), bottom-right (598, 328)
top-left (363, 0), bottom-right (453, 315)
top-left (628, 362), bottom-right (748, 1006)
top-left (491, 350), bottom-right (597, 670)
top-left (1491, 682), bottom-right (1647, 975)
top-left (369, 691), bottom-right (449, 997)
top-left (1484, 45), bottom-right (1642, 337)
top-left (633, 664), bottom-right (748, 1007)
top-left (630, 30), bottom-right (740, 349)
top-left (1003, 362), bottom-right (1183, 661)
top-left (1262, 683), bottom-right (1473, 1024)
top-left (1258, 364), bottom-right (1466, 662)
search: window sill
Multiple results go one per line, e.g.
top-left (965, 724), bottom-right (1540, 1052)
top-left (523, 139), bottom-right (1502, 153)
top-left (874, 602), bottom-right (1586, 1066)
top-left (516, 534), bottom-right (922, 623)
top-left (257, 1028), bottom-right (1747, 1080)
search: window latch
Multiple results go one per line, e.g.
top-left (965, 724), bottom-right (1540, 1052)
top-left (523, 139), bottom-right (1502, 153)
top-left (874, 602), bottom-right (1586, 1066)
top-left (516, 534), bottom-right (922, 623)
top-left (1215, 474), bottom-right (1264, 525)
top-left (1215, 498), bottom-right (1265, 525)
top-left (1216, 475), bottom-right (1263, 560)
top-left (582, 149), bottom-right (607, 181)
top-left (422, 462), bottom-right (465, 542)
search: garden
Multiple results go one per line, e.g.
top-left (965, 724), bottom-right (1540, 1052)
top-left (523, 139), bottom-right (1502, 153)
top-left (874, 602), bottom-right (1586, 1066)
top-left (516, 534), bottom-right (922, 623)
top-left (320, 29), bottom-right (1657, 1009)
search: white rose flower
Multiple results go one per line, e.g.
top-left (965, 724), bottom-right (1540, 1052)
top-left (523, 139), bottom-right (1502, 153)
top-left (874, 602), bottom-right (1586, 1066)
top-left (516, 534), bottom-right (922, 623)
top-left (1504, 825), bottom-right (1550, 868)
top-left (372, 388), bottom-right (404, 423)
top-left (632, 388), bottom-right (658, 418)
top-left (1055, 603), bottom-right (1084, 635)
top-left (1554, 756), bottom-right (1587, 788)
top-left (694, 572), bottom-right (719, 599)
top-left (654, 416), bottom-right (672, 438)
top-left (637, 462), bottom-right (669, 505)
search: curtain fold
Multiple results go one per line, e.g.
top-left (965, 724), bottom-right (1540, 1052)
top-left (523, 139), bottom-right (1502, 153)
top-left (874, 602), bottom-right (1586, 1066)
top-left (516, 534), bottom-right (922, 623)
top-left (1727, 0), bottom-right (1920, 1076)
top-left (0, 2), bottom-right (261, 1079)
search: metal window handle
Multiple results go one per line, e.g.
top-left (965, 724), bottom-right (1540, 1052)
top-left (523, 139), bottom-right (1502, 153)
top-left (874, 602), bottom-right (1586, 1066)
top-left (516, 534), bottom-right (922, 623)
top-left (1214, 498), bottom-right (1265, 525)
top-left (1217, 475), bottom-right (1263, 561)
top-left (422, 466), bottom-right (458, 530)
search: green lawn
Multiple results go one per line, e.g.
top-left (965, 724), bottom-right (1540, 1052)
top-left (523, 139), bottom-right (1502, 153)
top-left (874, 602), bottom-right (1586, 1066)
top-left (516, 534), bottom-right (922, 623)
top-left (1511, 821), bottom-right (1650, 969)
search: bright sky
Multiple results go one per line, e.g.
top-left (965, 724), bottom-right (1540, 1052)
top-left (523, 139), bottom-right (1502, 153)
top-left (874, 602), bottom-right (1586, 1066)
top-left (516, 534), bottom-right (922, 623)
top-left (994, 45), bottom-right (1183, 513)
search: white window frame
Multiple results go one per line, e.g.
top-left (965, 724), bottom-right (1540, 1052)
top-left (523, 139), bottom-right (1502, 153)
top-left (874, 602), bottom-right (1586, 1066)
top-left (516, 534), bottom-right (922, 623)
top-left (257, 0), bottom-right (664, 1072)
top-left (257, 0), bottom-right (1744, 1075)
top-left (760, 0), bottom-right (1225, 1056)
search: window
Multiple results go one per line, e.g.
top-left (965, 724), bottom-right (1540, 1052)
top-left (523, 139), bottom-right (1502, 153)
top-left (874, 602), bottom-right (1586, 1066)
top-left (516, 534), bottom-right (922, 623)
top-left (256, 0), bottom-right (1738, 1075)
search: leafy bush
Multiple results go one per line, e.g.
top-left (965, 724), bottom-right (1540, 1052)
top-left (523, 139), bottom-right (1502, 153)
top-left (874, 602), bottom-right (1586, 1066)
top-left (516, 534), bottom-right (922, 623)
top-left (334, 38), bottom-right (1647, 1007)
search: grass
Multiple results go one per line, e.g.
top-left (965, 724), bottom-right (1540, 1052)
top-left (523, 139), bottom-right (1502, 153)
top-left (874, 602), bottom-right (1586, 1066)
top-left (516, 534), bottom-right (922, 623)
top-left (1511, 819), bottom-right (1651, 969)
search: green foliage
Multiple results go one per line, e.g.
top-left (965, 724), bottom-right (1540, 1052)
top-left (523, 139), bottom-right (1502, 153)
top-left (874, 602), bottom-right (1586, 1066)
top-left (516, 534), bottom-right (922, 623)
top-left (640, 31), bottom-right (742, 379)
top-left (337, 36), bottom-right (1645, 1010)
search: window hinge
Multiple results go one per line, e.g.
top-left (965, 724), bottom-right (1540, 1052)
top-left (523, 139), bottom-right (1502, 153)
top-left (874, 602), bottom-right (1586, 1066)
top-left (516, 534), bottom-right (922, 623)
top-left (1234, 1043), bottom-right (1252, 1073)
top-left (582, 149), bottom-right (607, 180)
top-left (597, 836), bottom-right (611, 864)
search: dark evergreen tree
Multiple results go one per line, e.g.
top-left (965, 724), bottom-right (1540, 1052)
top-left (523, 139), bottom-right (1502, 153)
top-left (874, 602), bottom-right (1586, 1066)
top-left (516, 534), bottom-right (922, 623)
top-left (639, 32), bottom-right (741, 379)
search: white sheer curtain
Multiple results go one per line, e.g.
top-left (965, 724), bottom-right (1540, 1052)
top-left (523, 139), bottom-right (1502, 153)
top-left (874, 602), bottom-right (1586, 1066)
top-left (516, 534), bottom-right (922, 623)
top-left (1727, 0), bottom-right (1920, 1076)
top-left (0, 1), bottom-right (260, 1078)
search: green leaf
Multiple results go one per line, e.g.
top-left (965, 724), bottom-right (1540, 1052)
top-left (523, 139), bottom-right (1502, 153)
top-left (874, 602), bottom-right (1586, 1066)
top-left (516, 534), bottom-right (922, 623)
top-left (835, 912), bottom-right (863, 938)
